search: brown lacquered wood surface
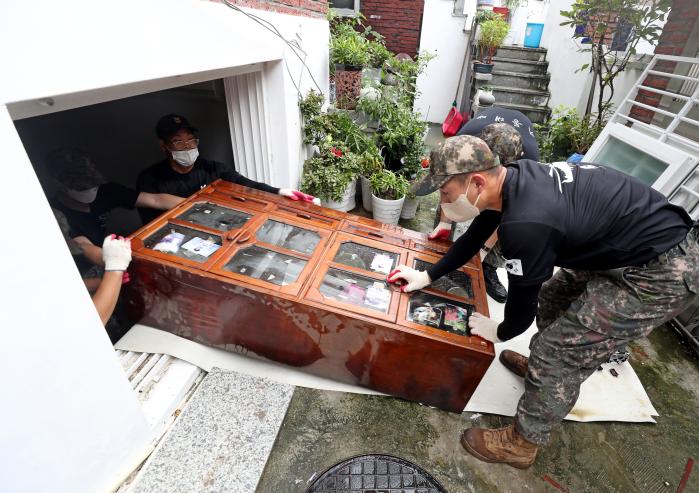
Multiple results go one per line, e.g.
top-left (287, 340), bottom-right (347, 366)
top-left (125, 181), bottom-right (494, 413)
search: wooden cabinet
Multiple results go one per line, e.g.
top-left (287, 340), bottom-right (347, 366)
top-left (124, 180), bottom-right (494, 413)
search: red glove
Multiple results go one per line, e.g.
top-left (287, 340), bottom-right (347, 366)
top-left (428, 221), bottom-right (452, 240)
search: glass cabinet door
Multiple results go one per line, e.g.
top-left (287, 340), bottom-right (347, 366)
top-left (211, 214), bottom-right (331, 296)
top-left (175, 202), bottom-right (253, 232)
top-left (405, 292), bottom-right (474, 337)
top-left (141, 223), bottom-right (224, 266)
top-left (304, 233), bottom-right (406, 322)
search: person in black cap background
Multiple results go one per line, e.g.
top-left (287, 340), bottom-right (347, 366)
top-left (430, 108), bottom-right (540, 304)
top-left (137, 114), bottom-right (317, 224)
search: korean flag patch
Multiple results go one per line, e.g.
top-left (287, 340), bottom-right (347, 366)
top-left (505, 258), bottom-right (523, 276)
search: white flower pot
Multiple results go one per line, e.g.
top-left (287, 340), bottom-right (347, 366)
top-left (360, 176), bottom-right (373, 212)
top-left (400, 196), bottom-right (420, 219)
top-left (372, 194), bottom-right (405, 225)
top-left (323, 179), bottom-right (356, 212)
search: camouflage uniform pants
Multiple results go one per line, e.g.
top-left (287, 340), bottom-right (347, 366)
top-left (483, 240), bottom-right (506, 269)
top-left (515, 227), bottom-right (699, 445)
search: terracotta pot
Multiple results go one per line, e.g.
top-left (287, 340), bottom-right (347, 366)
top-left (334, 64), bottom-right (363, 110)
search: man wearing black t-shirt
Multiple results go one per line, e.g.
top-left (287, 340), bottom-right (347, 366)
top-left (137, 114), bottom-right (316, 224)
top-left (388, 135), bottom-right (698, 469)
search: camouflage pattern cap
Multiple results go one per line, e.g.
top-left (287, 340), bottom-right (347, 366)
top-left (480, 123), bottom-right (523, 164)
top-left (411, 135), bottom-right (499, 196)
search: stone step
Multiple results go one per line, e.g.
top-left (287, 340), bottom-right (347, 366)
top-left (491, 85), bottom-right (550, 107)
top-left (496, 101), bottom-right (551, 124)
top-left (491, 69), bottom-right (550, 91)
top-left (491, 56), bottom-right (548, 75)
top-left (496, 45), bottom-right (548, 62)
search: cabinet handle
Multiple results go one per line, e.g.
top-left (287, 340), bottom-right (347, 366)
top-left (236, 231), bottom-right (251, 243)
top-left (226, 230), bottom-right (241, 242)
top-left (231, 195), bottom-right (247, 202)
top-left (296, 213), bottom-right (312, 220)
top-left (367, 231), bottom-right (383, 238)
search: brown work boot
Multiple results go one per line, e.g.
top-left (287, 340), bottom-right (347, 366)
top-left (499, 350), bottom-right (528, 378)
top-left (460, 424), bottom-right (538, 469)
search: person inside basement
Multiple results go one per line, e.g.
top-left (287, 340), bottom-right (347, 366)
top-left (136, 114), bottom-right (318, 224)
top-left (387, 135), bottom-right (698, 469)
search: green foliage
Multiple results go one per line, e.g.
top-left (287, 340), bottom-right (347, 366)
top-left (477, 16), bottom-right (509, 63)
top-left (300, 141), bottom-right (360, 201)
top-left (330, 20), bottom-right (372, 67)
top-left (534, 105), bottom-right (610, 162)
top-left (370, 169), bottom-right (410, 200)
top-left (560, 0), bottom-right (671, 123)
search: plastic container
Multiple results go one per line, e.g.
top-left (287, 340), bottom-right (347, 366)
top-left (524, 23), bottom-right (544, 48)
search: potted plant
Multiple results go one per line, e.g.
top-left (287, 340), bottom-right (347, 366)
top-left (301, 141), bottom-right (359, 212)
top-left (400, 157), bottom-right (430, 220)
top-left (330, 20), bottom-right (371, 109)
top-left (358, 148), bottom-right (384, 212)
top-left (370, 169), bottom-right (409, 225)
top-left (474, 14), bottom-right (510, 74)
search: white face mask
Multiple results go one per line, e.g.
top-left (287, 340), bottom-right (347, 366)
top-left (66, 186), bottom-right (99, 204)
top-left (440, 178), bottom-right (481, 222)
top-left (171, 148), bottom-right (199, 167)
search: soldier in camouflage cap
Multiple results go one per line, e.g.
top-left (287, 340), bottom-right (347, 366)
top-left (480, 123), bottom-right (523, 164)
top-left (48, 148), bottom-right (107, 193)
top-left (411, 135), bottom-right (500, 196)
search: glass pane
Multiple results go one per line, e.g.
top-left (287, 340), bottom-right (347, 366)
top-left (407, 292), bottom-right (474, 337)
top-left (594, 137), bottom-right (668, 185)
top-left (256, 220), bottom-right (320, 255)
top-left (144, 224), bottom-right (222, 263)
top-left (319, 268), bottom-right (392, 313)
top-left (223, 245), bottom-right (307, 286)
top-left (333, 242), bottom-right (399, 275)
top-left (413, 259), bottom-right (474, 299)
top-left (330, 0), bottom-right (355, 9)
top-left (177, 202), bottom-right (251, 231)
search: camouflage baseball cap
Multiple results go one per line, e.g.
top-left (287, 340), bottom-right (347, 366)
top-left (480, 123), bottom-right (523, 164)
top-left (411, 135), bottom-right (499, 196)
top-left (47, 148), bottom-right (107, 191)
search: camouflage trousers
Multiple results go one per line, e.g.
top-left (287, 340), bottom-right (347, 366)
top-left (483, 240), bottom-right (506, 269)
top-left (515, 227), bottom-right (699, 445)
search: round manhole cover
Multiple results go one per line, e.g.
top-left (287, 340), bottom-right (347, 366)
top-left (306, 454), bottom-right (447, 493)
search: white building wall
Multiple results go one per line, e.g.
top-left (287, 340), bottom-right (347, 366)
top-left (0, 0), bottom-right (328, 491)
top-left (414, 0), bottom-right (472, 123)
top-left (540, 0), bottom-right (663, 115)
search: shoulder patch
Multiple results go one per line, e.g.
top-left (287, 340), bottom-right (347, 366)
top-left (505, 258), bottom-right (523, 276)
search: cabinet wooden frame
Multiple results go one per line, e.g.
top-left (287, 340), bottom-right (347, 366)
top-left (125, 181), bottom-right (495, 413)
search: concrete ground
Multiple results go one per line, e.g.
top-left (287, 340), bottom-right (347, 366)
top-left (256, 124), bottom-right (699, 492)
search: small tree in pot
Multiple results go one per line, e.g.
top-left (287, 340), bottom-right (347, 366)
top-left (474, 15), bottom-right (510, 74)
top-left (370, 169), bottom-right (410, 225)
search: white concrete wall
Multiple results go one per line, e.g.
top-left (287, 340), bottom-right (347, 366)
top-left (414, 0), bottom-right (472, 123)
top-left (0, 0), bottom-right (328, 491)
top-left (540, 0), bottom-right (663, 115)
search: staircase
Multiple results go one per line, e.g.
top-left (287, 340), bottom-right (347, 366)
top-left (490, 45), bottom-right (551, 124)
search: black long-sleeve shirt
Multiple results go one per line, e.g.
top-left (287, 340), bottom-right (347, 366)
top-left (136, 157), bottom-right (279, 224)
top-left (427, 160), bottom-right (692, 341)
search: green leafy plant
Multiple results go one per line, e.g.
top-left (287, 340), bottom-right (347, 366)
top-left (370, 169), bottom-right (410, 200)
top-left (477, 16), bottom-right (510, 64)
top-left (560, 0), bottom-right (671, 124)
top-left (330, 20), bottom-right (371, 68)
top-left (301, 141), bottom-right (360, 201)
top-left (535, 105), bottom-right (611, 162)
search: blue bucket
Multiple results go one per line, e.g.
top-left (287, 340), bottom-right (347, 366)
top-left (524, 23), bottom-right (544, 48)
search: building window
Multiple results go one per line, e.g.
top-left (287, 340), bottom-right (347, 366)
top-left (330, 0), bottom-right (360, 17)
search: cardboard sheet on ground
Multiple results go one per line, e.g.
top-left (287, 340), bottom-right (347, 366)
top-left (115, 267), bottom-right (658, 423)
top-left (464, 268), bottom-right (659, 423)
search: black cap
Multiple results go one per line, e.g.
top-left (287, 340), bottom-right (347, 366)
top-left (156, 114), bottom-right (197, 140)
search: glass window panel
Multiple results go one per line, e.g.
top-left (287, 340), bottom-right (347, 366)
top-left (177, 202), bottom-right (251, 231)
top-left (223, 245), bottom-right (307, 286)
top-left (256, 220), bottom-right (320, 255)
top-left (330, 0), bottom-right (355, 9)
top-left (413, 259), bottom-right (474, 299)
top-left (144, 224), bottom-right (222, 263)
top-left (333, 242), bottom-right (399, 275)
top-left (319, 268), bottom-right (392, 313)
top-left (407, 292), bottom-right (474, 337)
top-left (594, 136), bottom-right (668, 185)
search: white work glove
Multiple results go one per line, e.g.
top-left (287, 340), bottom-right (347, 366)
top-left (102, 235), bottom-right (132, 272)
top-left (469, 312), bottom-right (502, 343)
top-left (428, 221), bottom-right (452, 240)
top-left (387, 265), bottom-right (431, 293)
top-left (279, 188), bottom-right (321, 206)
